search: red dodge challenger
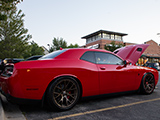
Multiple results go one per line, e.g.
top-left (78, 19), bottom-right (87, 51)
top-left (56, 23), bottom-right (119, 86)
top-left (0, 44), bottom-right (159, 111)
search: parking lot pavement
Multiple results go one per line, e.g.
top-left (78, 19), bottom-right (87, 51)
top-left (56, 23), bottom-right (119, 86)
top-left (0, 93), bottom-right (26, 120)
top-left (0, 93), bottom-right (5, 120)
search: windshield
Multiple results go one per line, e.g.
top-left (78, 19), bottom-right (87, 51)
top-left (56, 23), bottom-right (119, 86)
top-left (39, 49), bottom-right (67, 60)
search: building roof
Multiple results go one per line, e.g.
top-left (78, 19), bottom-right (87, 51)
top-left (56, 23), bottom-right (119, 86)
top-left (143, 40), bottom-right (160, 58)
top-left (81, 30), bottom-right (128, 39)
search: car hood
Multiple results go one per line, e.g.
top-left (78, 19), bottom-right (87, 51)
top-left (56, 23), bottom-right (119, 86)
top-left (114, 44), bottom-right (149, 64)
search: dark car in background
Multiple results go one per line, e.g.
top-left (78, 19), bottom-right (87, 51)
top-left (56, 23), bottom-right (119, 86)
top-left (3, 58), bottom-right (24, 64)
top-left (0, 58), bottom-right (24, 75)
top-left (146, 63), bottom-right (160, 71)
top-left (26, 55), bottom-right (43, 61)
top-left (0, 56), bottom-right (43, 75)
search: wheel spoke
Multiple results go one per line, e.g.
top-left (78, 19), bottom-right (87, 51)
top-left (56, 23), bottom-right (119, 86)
top-left (68, 84), bottom-right (76, 91)
top-left (54, 91), bottom-right (60, 95)
top-left (67, 93), bottom-right (75, 99)
top-left (146, 85), bottom-right (151, 91)
top-left (66, 98), bottom-right (72, 105)
top-left (56, 86), bottom-right (62, 90)
top-left (65, 81), bottom-right (70, 89)
top-left (55, 94), bottom-right (61, 99)
top-left (68, 88), bottom-right (77, 91)
top-left (64, 80), bottom-right (67, 90)
top-left (57, 97), bottom-right (63, 104)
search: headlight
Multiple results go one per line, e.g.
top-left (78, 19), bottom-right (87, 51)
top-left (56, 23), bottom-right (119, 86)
top-left (3, 60), bottom-right (7, 64)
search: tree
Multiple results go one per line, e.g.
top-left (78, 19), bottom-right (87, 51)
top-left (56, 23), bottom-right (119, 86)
top-left (0, 7), bottom-right (32, 59)
top-left (0, 0), bottom-right (23, 20)
top-left (23, 41), bottom-right (44, 58)
top-left (67, 43), bottom-right (79, 48)
top-left (49, 37), bottom-right (67, 52)
top-left (105, 41), bottom-right (124, 52)
top-left (48, 37), bottom-right (80, 52)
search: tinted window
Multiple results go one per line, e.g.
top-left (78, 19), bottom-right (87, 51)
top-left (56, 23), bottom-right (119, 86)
top-left (39, 50), bottom-right (67, 60)
top-left (80, 51), bottom-right (95, 63)
top-left (95, 52), bottom-right (123, 65)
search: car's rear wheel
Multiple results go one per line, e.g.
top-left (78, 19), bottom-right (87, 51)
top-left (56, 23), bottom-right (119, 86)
top-left (46, 77), bottom-right (80, 111)
top-left (140, 73), bottom-right (155, 94)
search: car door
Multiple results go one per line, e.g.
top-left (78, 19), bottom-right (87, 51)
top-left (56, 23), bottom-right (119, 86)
top-left (95, 52), bottom-right (136, 94)
top-left (80, 51), bottom-right (99, 96)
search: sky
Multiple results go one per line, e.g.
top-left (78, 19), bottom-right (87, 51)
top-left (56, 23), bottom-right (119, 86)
top-left (17, 0), bottom-right (160, 49)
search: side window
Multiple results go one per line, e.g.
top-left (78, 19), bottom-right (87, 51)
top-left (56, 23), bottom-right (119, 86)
top-left (95, 52), bottom-right (123, 65)
top-left (80, 51), bottom-right (95, 63)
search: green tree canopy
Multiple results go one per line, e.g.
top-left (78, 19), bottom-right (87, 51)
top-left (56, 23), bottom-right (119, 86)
top-left (105, 41), bottom-right (124, 52)
top-left (0, 7), bottom-right (32, 59)
top-left (0, 0), bottom-right (23, 20)
top-left (67, 43), bottom-right (79, 48)
top-left (49, 37), bottom-right (79, 52)
top-left (23, 41), bottom-right (44, 58)
top-left (49, 37), bottom-right (67, 52)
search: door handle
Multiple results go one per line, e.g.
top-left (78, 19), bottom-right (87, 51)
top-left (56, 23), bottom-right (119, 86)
top-left (100, 67), bottom-right (106, 70)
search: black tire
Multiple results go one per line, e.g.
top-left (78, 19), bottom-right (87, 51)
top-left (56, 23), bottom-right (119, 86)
top-left (46, 77), bottom-right (80, 111)
top-left (140, 73), bottom-right (155, 94)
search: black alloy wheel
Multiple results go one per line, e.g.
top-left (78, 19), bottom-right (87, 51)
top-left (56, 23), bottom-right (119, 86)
top-left (47, 77), bottom-right (80, 111)
top-left (140, 73), bottom-right (155, 94)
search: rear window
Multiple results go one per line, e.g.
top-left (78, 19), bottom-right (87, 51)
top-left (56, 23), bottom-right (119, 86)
top-left (39, 49), bottom-right (67, 60)
top-left (80, 51), bottom-right (96, 63)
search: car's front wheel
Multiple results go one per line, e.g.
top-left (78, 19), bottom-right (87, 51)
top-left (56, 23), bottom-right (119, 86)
top-left (140, 73), bottom-right (155, 94)
top-left (46, 77), bottom-right (80, 111)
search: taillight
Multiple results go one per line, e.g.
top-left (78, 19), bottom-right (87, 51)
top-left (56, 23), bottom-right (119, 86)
top-left (1, 64), bottom-right (14, 77)
top-left (5, 66), bottom-right (13, 75)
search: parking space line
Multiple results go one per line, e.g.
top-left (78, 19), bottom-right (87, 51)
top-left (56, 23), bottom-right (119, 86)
top-left (49, 97), bottom-right (160, 120)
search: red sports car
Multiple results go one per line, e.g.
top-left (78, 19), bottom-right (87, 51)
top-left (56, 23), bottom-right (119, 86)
top-left (0, 44), bottom-right (159, 111)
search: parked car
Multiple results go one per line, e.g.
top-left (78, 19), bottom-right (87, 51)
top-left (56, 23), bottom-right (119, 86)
top-left (1, 56), bottom-right (43, 75)
top-left (0, 44), bottom-right (159, 111)
top-left (3, 58), bottom-right (24, 64)
top-left (0, 58), bottom-right (24, 75)
top-left (25, 55), bottom-right (43, 61)
top-left (146, 63), bottom-right (160, 71)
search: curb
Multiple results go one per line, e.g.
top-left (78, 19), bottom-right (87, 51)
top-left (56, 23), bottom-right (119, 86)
top-left (0, 93), bottom-right (6, 120)
top-left (0, 93), bottom-right (26, 120)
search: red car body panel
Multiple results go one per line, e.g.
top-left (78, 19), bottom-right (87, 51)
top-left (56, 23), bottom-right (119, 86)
top-left (0, 46), bottom-right (159, 101)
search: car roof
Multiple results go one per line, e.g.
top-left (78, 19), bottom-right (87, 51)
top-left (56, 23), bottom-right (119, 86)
top-left (55, 48), bottom-right (120, 60)
top-left (65, 48), bottom-right (113, 53)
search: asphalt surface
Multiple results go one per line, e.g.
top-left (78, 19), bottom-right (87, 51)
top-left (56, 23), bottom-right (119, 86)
top-left (1, 72), bottom-right (160, 120)
top-left (0, 93), bottom-right (26, 120)
top-left (0, 94), bottom-right (5, 120)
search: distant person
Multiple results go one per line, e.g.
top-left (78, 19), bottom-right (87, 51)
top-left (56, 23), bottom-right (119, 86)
top-left (143, 57), bottom-right (149, 66)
